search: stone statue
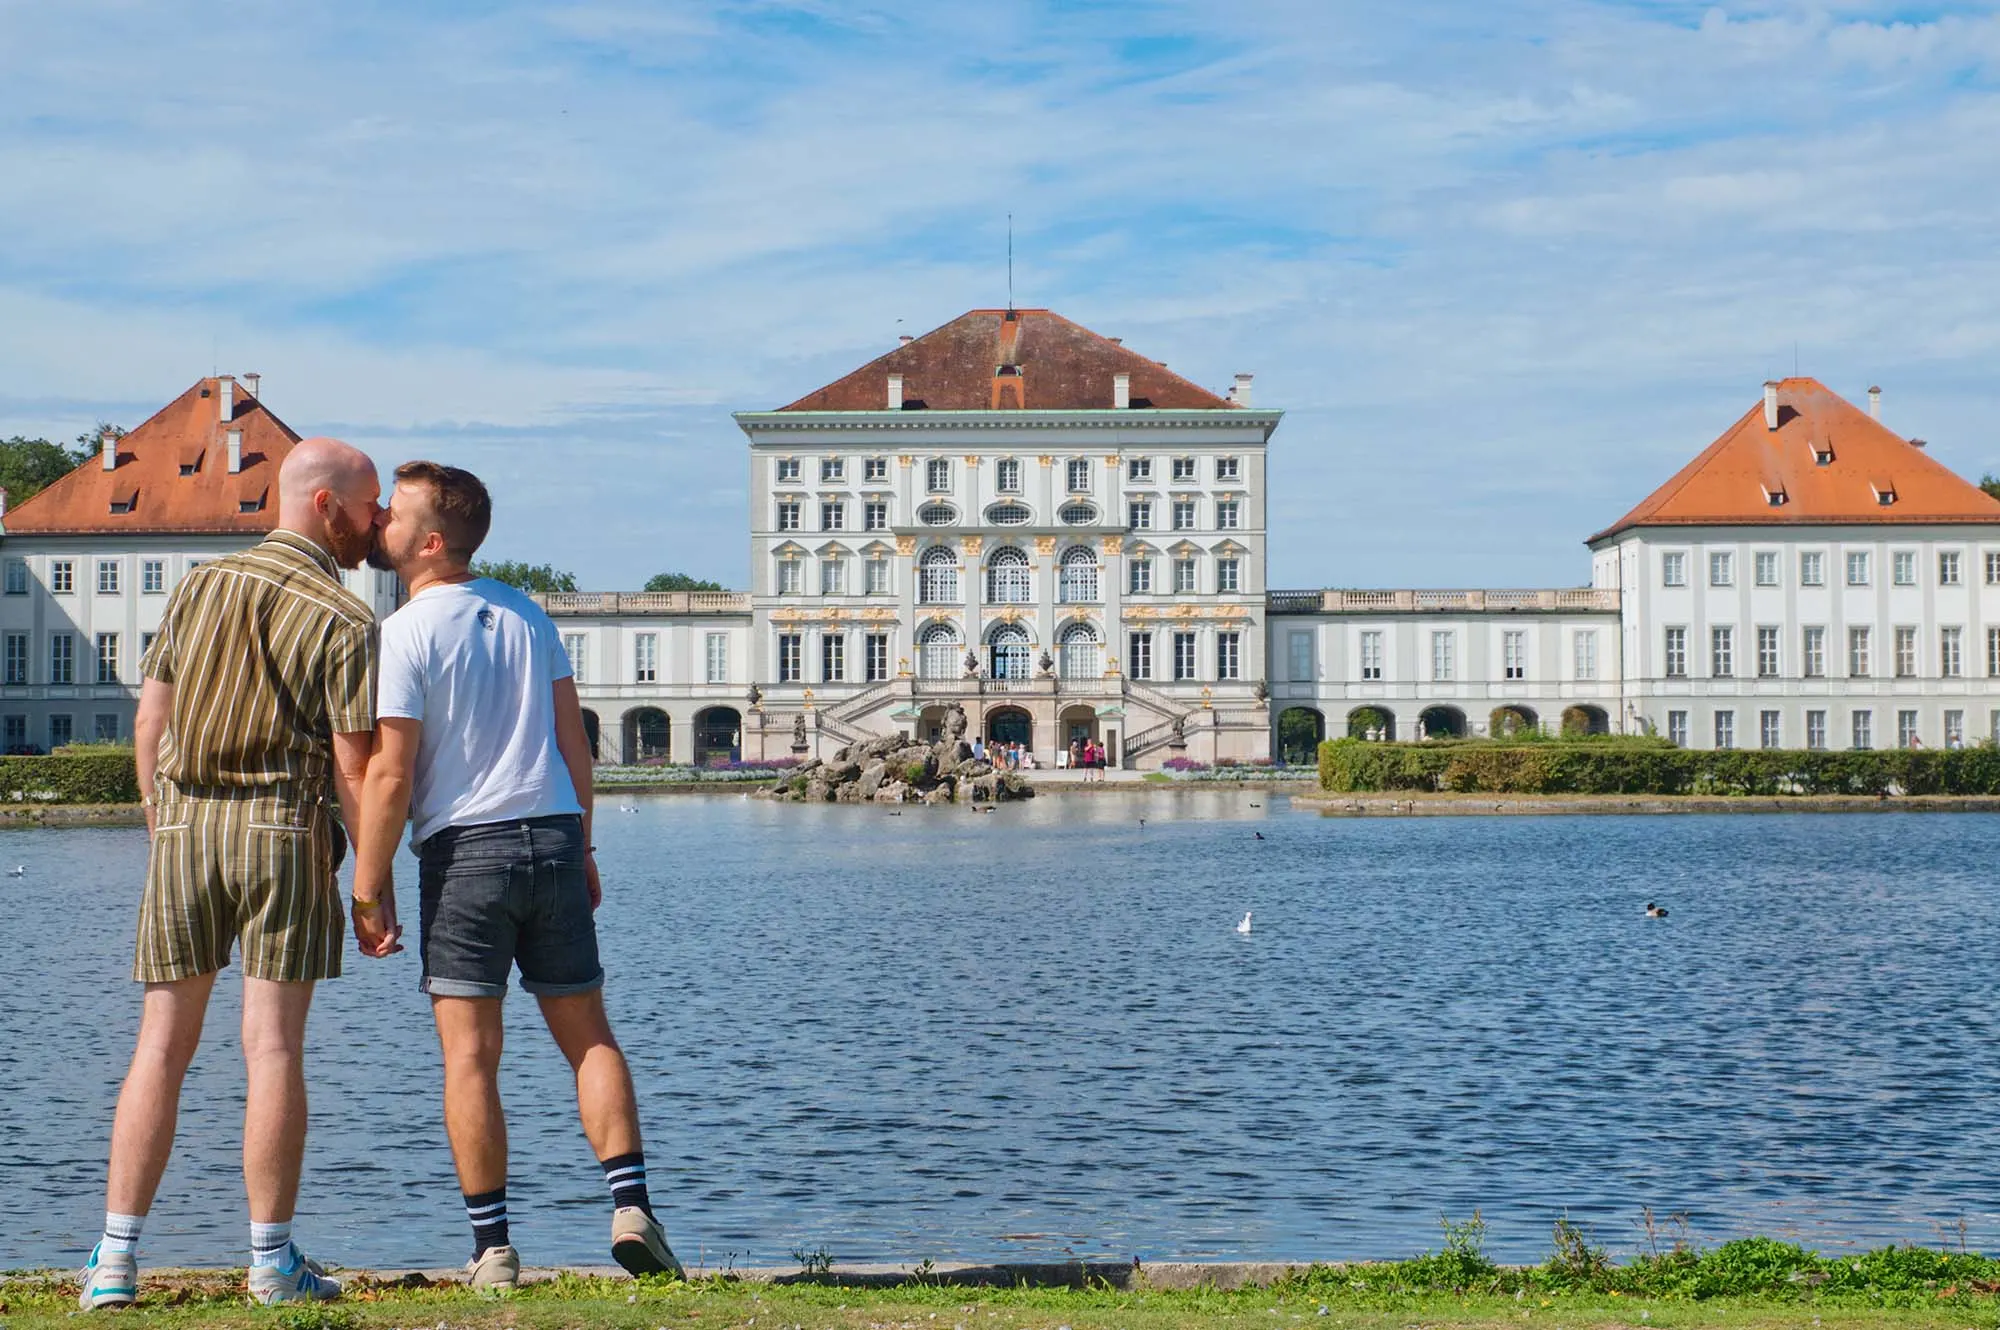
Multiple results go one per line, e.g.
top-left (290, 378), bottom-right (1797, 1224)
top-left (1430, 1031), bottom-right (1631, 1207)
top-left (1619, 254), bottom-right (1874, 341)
top-left (1038, 649), bottom-right (1055, 676)
top-left (1252, 678), bottom-right (1268, 703)
top-left (792, 711), bottom-right (807, 746)
top-left (1170, 712), bottom-right (1186, 740)
top-left (747, 682), bottom-right (762, 708)
top-left (945, 703), bottom-right (969, 742)
top-left (963, 649), bottom-right (981, 678)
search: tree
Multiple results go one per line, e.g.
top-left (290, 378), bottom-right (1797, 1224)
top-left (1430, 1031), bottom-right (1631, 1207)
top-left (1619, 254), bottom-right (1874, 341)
top-left (643, 572), bottom-right (726, 593)
top-left (1981, 474), bottom-right (2000, 502)
top-left (1, 436), bottom-right (90, 508)
top-left (472, 560), bottom-right (578, 593)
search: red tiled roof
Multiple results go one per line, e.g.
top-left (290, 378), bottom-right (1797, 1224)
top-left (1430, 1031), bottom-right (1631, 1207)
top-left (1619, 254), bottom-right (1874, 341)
top-left (1590, 377), bottom-right (2000, 543)
top-left (2, 378), bottom-right (300, 535)
top-left (777, 309), bottom-right (1238, 411)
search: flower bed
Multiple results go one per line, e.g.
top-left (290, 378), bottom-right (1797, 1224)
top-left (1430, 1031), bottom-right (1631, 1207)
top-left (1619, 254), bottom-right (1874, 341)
top-left (594, 761), bottom-right (794, 786)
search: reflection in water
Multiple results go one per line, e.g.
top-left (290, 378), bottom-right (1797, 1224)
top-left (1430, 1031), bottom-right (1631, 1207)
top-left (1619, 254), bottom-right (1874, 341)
top-left (4, 796), bottom-right (1999, 1268)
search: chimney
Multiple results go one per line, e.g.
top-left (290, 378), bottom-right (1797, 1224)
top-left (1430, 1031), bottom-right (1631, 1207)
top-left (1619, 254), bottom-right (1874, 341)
top-left (1868, 385), bottom-right (1881, 420)
top-left (1108, 337), bottom-right (1122, 345)
top-left (1113, 372), bottom-right (1131, 410)
top-left (100, 427), bottom-right (118, 472)
top-left (1763, 380), bottom-right (1780, 430)
top-left (898, 335), bottom-right (913, 346)
top-left (1230, 373), bottom-right (1255, 407)
top-left (227, 428), bottom-right (243, 474)
top-left (216, 374), bottom-right (235, 423)
top-left (887, 373), bottom-right (904, 410)
top-left (243, 372), bottom-right (261, 400)
top-left (1910, 437), bottom-right (1928, 450)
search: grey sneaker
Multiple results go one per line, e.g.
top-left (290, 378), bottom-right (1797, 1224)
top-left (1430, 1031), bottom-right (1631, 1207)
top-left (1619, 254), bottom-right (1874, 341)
top-left (611, 1207), bottom-right (683, 1278)
top-left (466, 1244), bottom-right (520, 1293)
top-left (77, 1243), bottom-right (138, 1310)
top-left (247, 1243), bottom-right (341, 1304)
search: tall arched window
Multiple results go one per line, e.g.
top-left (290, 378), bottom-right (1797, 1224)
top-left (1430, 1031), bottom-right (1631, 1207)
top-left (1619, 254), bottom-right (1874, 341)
top-left (986, 547), bottom-right (1030, 603)
top-left (918, 546), bottom-right (959, 604)
top-left (989, 622), bottom-right (1031, 680)
top-left (1059, 622), bottom-right (1102, 680)
top-left (1058, 545), bottom-right (1099, 603)
top-left (919, 622), bottom-right (962, 680)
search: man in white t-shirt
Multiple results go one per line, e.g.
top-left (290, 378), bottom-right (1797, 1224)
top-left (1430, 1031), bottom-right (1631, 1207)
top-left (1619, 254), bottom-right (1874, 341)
top-left (352, 462), bottom-right (682, 1290)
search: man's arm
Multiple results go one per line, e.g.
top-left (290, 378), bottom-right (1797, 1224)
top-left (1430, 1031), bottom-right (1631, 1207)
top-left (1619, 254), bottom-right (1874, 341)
top-left (347, 722), bottom-right (409, 957)
top-left (551, 676), bottom-right (599, 908)
top-left (133, 677), bottom-right (173, 838)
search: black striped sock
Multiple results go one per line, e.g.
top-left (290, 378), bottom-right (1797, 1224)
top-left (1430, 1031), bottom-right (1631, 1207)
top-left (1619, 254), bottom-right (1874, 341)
top-left (600, 1152), bottom-right (652, 1218)
top-left (464, 1187), bottom-right (508, 1257)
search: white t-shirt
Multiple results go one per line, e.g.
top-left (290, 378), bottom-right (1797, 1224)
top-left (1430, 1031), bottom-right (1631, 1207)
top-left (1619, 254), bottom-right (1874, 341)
top-left (376, 577), bottom-right (584, 845)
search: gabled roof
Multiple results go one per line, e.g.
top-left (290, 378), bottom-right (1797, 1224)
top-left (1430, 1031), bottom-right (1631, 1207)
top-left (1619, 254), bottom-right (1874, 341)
top-left (1590, 377), bottom-right (2000, 543)
top-left (777, 308), bottom-right (1238, 412)
top-left (2, 378), bottom-right (300, 535)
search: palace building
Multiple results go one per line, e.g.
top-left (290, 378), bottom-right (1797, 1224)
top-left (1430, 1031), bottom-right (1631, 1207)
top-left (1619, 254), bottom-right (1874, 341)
top-left (8, 320), bottom-right (1998, 766)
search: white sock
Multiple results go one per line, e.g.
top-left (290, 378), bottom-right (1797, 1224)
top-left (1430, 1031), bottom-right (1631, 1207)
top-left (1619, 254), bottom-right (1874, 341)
top-left (101, 1212), bottom-right (143, 1256)
top-left (249, 1220), bottom-right (292, 1267)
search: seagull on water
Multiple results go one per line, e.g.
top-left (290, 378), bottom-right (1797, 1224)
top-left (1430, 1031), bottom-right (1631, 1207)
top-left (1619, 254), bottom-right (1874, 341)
top-left (6, 865), bottom-right (22, 877)
top-left (1235, 911), bottom-right (1253, 935)
top-left (1253, 831), bottom-right (1265, 840)
top-left (1645, 902), bottom-right (1669, 919)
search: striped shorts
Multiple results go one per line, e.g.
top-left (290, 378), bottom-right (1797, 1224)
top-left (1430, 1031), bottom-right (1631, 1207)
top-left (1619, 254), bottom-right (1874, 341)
top-left (133, 785), bottom-right (345, 985)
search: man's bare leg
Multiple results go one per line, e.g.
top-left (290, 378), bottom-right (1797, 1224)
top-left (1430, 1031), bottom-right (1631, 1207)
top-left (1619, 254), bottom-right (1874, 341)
top-left (432, 995), bottom-right (512, 1267)
top-left (537, 991), bottom-right (640, 1157)
top-left (240, 977), bottom-right (317, 1226)
top-left (105, 973), bottom-right (218, 1216)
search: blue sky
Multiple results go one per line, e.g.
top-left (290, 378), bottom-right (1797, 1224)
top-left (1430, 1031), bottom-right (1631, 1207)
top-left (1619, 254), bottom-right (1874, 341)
top-left (5, 0), bottom-right (2000, 589)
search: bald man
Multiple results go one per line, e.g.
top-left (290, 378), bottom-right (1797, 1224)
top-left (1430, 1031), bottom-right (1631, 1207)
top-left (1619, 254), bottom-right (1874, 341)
top-left (78, 438), bottom-right (384, 1310)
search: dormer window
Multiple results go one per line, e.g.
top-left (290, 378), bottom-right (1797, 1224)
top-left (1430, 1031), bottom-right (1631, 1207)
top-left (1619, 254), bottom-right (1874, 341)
top-left (1813, 443), bottom-right (1835, 466)
top-left (1763, 485), bottom-right (1788, 507)
top-left (239, 489), bottom-right (267, 514)
top-left (109, 488), bottom-right (139, 514)
top-left (1873, 482), bottom-right (1898, 507)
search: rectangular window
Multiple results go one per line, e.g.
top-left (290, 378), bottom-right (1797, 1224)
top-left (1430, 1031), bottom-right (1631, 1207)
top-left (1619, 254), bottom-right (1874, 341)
top-left (1215, 499), bottom-right (1239, 530)
top-left (1172, 631), bottom-right (1197, 681)
top-left (1431, 630), bottom-right (1455, 682)
top-left (1940, 551), bottom-right (1962, 586)
top-left (863, 457), bottom-right (887, 483)
top-left (1946, 709), bottom-right (1965, 748)
top-left (1359, 631), bottom-right (1383, 680)
top-left (1803, 626), bottom-right (1826, 677)
top-left (1800, 551), bottom-right (1825, 586)
top-left (1661, 552), bottom-right (1687, 587)
top-left (1847, 551), bottom-right (1870, 586)
top-left (1807, 710), bottom-right (1827, 750)
top-left (706, 633), bottom-right (728, 684)
top-left (776, 500), bottom-right (801, 531)
top-left (821, 633), bottom-right (845, 683)
top-left (1894, 626), bottom-right (1917, 677)
top-left (1987, 551), bottom-right (2000, 585)
top-left (50, 560), bottom-right (73, 594)
top-left (1754, 551), bottom-right (1779, 587)
top-left (48, 714), bottom-right (71, 749)
top-left (1171, 457), bottom-right (1196, 482)
top-left (926, 459), bottom-right (951, 492)
top-left (865, 633), bottom-right (889, 682)
top-left (1710, 625), bottom-right (1734, 677)
top-left (140, 631), bottom-right (156, 660)
top-left (1, 715), bottom-right (21, 748)
top-left (1173, 558), bottom-right (1197, 594)
top-left (1709, 551), bottom-right (1734, 586)
top-left (778, 560), bottom-right (802, 595)
top-left (1667, 710), bottom-right (1688, 747)
top-left (819, 456), bottom-right (844, 482)
top-left (1756, 626), bottom-right (1780, 678)
top-left (1573, 630), bottom-right (1598, 681)
top-left (1503, 630), bottom-right (1526, 680)
top-left (1760, 710), bottom-right (1781, 749)
top-left (96, 560), bottom-right (120, 595)
top-left (1892, 550), bottom-right (1916, 586)
top-left (1942, 626), bottom-right (1963, 678)
top-left (776, 458), bottom-right (800, 482)
top-left (3, 632), bottom-right (26, 686)
top-left (1990, 626), bottom-right (2000, 677)
top-left (820, 499), bottom-right (845, 531)
top-left (1172, 499), bottom-right (1196, 530)
top-left (1128, 499), bottom-right (1152, 530)
top-left (864, 500), bottom-right (888, 532)
top-left (1217, 632), bottom-right (1241, 681)
top-left (777, 633), bottom-right (802, 683)
top-left (1065, 458), bottom-right (1091, 492)
top-left (1898, 709), bottom-right (1919, 749)
top-left (865, 558), bottom-right (889, 596)
top-left (1852, 710), bottom-right (1873, 750)
top-left (1664, 626), bottom-right (1687, 678)
top-left (1216, 558), bottom-right (1240, 593)
top-left (1215, 456), bottom-right (1240, 481)
top-left (2, 560), bottom-right (24, 595)
top-left (996, 458), bottom-right (1022, 492)
top-left (1127, 457), bottom-right (1152, 481)
top-left (95, 633), bottom-right (119, 685)
top-left (141, 559), bottom-right (164, 594)
top-left (94, 713), bottom-right (118, 742)
top-left (1129, 631), bottom-right (1154, 681)
top-left (50, 633), bottom-right (74, 685)
top-left (1849, 626), bottom-right (1871, 677)
top-left (1714, 710), bottom-right (1735, 750)
top-left (1290, 631), bottom-right (1314, 682)
top-left (820, 559), bottom-right (845, 596)
top-left (634, 633), bottom-right (658, 684)
top-left (1128, 557), bottom-right (1152, 594)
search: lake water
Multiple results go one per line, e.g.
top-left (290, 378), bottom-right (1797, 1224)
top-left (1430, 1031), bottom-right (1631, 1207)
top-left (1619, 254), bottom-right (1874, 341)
top-left (3, 793), bottom-right (1998, 1271)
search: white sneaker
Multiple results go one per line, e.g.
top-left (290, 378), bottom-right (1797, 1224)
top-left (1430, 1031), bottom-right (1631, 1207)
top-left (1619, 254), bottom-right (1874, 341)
top-left (77, 1243), bottom-right (138, 1310)
top-left (247, 1243), bottom-right (342, 1304)
top-left (466, 1244), bottom-right (521, 1293)
top-left (611, 1207), bottom-right (684, 1278)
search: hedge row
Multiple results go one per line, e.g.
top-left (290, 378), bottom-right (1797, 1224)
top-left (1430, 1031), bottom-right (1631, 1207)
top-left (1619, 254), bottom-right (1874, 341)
top-left (1317, 737), bottom-right (2000, 795)
top-left (0, 748), bottom-right (141, 803)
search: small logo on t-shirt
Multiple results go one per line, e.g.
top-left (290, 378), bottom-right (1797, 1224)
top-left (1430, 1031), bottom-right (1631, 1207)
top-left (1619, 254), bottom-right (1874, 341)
top-left (477, 609), bottom-right (496, 630)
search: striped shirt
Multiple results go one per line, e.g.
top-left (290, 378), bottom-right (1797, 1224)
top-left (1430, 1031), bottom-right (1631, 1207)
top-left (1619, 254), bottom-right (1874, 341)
top-left (142, 529), bottom-right (378, 790)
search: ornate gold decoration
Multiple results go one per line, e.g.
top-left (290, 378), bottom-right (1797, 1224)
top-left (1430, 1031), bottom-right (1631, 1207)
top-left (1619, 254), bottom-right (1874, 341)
top-left (1104, 455), bottom-right (1120, 467)
top-left (1174, 603), bottom-right (1199, 618)
top-left (999, 606), bottom-right (1021, 624)
top-left (897, 456), bottom-right (914, 467)
top-left (773, 606), bottom-right (801, 622)
top-left (1034, 536), bottom-right (1057, 555)
top-left (962, 535), bottom-right (984, 556)
top-left (1037, 456), bottom-right (1053, 466)
top-left (963, 455), bottom-right (981, 466)
top-left (897, 657), bottom-right (911, 676)
top-left (1100, 536), bottom-right (1123, 555)
top-left (896, 536), bottom-right (917, 555)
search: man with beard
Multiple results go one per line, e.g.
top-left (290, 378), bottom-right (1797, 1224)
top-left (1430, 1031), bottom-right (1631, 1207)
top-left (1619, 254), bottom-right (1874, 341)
top-left (79, 438), bottom-right (383, 1310)
top-left (351, 461), bottom-right (680, 1292)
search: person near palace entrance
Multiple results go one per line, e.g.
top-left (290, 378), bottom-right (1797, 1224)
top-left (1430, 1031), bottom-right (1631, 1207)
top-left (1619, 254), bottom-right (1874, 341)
top-left (352, 461), bottom-right (683, 1292)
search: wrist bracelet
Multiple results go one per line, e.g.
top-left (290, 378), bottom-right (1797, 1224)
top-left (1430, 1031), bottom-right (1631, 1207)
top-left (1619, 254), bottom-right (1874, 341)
top-left (352, 898), bottom-right (384, 915)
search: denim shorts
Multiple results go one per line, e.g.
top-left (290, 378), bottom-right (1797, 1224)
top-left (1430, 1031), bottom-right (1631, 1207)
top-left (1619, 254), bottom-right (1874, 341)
top-left (416, 814), bottom-right (604, 999)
